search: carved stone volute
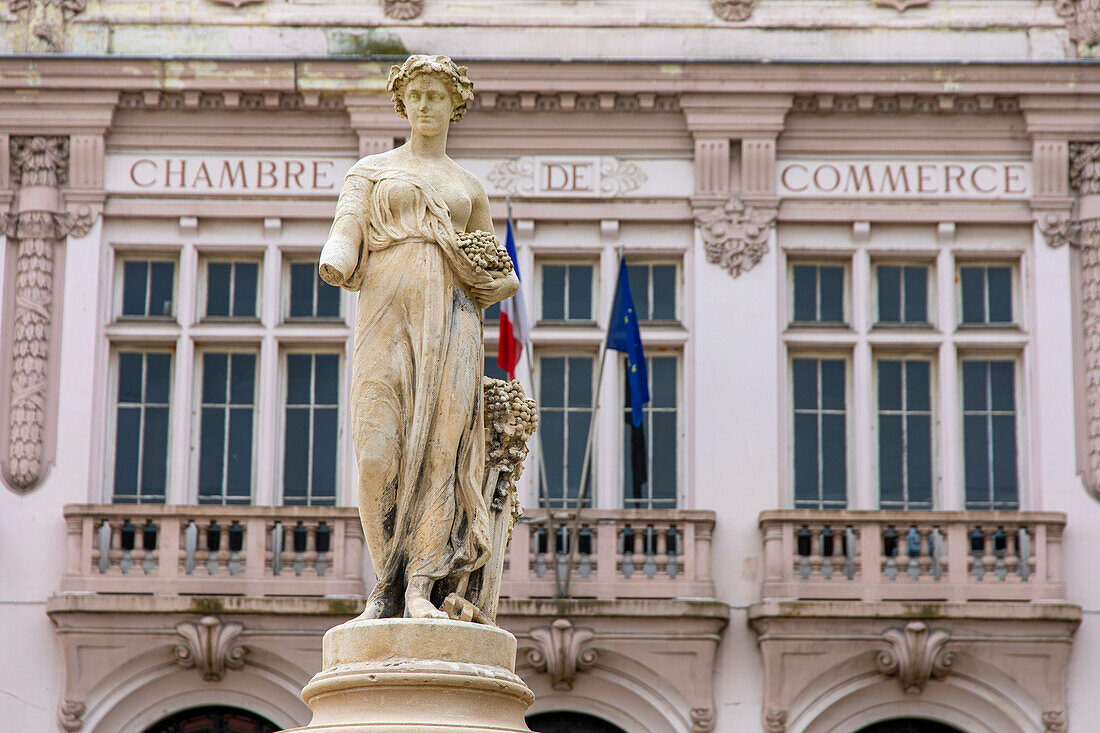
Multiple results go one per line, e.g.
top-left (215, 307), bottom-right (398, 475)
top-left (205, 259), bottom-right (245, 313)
top-left (174, 615), bottom-right (248, 681)
top-left (764, 708), bottom-right (788, 733)
top-left (383, 0), bottom-right (424, 20)
top-left (712, 0), bottom-right (757, 21)
top-left (525, 618), bottom-right (596, 691)
top-left (696, 196), bottom-right (776, 278)
top-left (869, 0), bottom-right (932, 11)
top-left (875, 621), bottom-right (955, 694)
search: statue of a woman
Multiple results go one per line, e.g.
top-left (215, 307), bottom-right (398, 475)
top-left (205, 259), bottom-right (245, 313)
top-left (318, 55), bottom-right (520, 621)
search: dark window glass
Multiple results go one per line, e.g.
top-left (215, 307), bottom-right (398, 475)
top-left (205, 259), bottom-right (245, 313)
top-left (113, 351), bottom-right (172, 503)
top-left (541, 264), bottom-right (594, 321)
top-left (538, 355), bottom-right (594, 507)
top-left (877, 359), bottom-right (933, 509)
top-left (626, 263), bottom-right (678, 322)
top-left (960, 265), bottom-right (1014, 325)
top-left (877, 265), bottom-right (929, 324)
top-left (283, 353), bottom-right (340, 505)
top-left (207, 263), bottom-right (232, 317)
top-left (484, 355), bottom-right (509, 381)
top-left (484, 301), bottom-right (500, 322)
top-left (233, 262), bottom-right (258, 317)
top-left (289, 262), bottom-right (340, 319)
top-left (120, 260), bottom-right (175, 317)
top-left (792, 358), bottom-right (847, 508)
top-left (198, 352), bottom-right (255, 504)
top-left (878, 266), bottom-right (901, 323)
top-left (623, 355), bottom-right (678, 509)
top-left (792, 264), bottom-right (844, 324)
top-left (962, 360), bottom-right (1018, 509)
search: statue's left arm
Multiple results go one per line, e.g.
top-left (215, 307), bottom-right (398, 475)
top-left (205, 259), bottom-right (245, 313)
top-left (465, 176), bottom-right (519, 307)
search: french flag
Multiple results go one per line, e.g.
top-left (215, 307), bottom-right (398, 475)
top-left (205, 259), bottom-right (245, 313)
top-left (497, 218), bottom-right (529, 380)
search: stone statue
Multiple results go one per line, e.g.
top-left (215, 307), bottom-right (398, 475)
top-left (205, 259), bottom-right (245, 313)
top-left (318, 55), bottom-right (536, 624)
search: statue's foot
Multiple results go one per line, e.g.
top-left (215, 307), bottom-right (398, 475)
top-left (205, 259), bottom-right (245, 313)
top-left (406, 595), bottom-right (448, 619)
top-left (353, 596), bottom-right (390, 621)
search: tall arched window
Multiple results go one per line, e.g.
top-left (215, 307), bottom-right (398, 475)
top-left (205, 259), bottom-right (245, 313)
top-left (856, 719), bottom-right (966, 733)
top-left (142, 705), bottom-right (279, 733)
top-left (527, 711), bottom-right (628, 733)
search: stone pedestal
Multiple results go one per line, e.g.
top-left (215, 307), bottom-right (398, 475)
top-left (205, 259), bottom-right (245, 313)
top-left (286, 618), bottom-right (534, 733)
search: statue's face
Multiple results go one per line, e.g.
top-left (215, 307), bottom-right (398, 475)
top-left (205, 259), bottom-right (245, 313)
top-left (403, 74), bottom-right (454, 136)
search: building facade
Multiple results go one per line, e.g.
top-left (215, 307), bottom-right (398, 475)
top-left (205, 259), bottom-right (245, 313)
top-left (2, 1), bottom-right (1099, 732)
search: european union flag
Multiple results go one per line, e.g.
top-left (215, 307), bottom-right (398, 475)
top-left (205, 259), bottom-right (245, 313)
top-left (608, 260), bottom-right (649, 427)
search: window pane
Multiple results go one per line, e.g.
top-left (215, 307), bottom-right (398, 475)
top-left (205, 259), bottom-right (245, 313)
top-left (230, 354), bottom-right (255, 405)
top-left (540, 357), bottom-right (564, 407)
top-left (905, 361), bottom-right (930, 412)
top-left (567, 357), bottom-right (591, 407)
top-left (989, 361), bottom-right (1015, 411)
top-left (541, 411), bottom-right (564, 502)
top-left (962, 361), bottom-right (987, 412)
top-left (793, 413), bottom-right (819, 506)
top-left (141, 406), bottom-right (169, 497)
top-left (568, 265), bottom-right (592, 320)
top-left (207, 263), bottom-right (231, 317)
top-left (960, 267), bottom-right (985, 323)
top-left (314, 354), bottom-right (339, 405)
top-left (877, 266), bottom-right (901, 322)
top-left (311, 407), bottom-right (338, 504)
top-left (113, 406), bottom-right (141, 498)
top-left (650, 357), bottom-right (677, 408)
top-left (289, 263), bottom-right (315, 318)
top-left (233, 262), bottom-right (258, 317)
top-left (904, 266), bottom-right (928, 322)
top-left (651, 411), bottom-right (677, 503)
top-left (149, 262), bottom-right (175, 316)
top-left (821, 413), bottom-right (846, 504)
top-left (118, 352), bottom-right (143, 403)
top-left (963, 414), bottom-right (990, 506)
top-left (566, 411), bottom-right (590, 500)
top-left (316, 276), bottom-right (340, 318)
top-left (203, 353), bottom-right (227, 404)
top-left (542, 265), bottom-right (566, 319)
top-left (991, 414), bottom-right (1018, 506)
top-left (907, 414), bottom-right (933, 506)
top-left (987, 267), bottom-right (1012, 323)
top-left (484, 355), bottom-right (508, 381)
top-left (820, 360), bottom-right (845, 411)
top-left (651, 265), bottom-right (676, 320)
top-left (484, 301), bottom-right (500, 322)
top-left (226, 408), bottom-right (253, 502)
top-left (819, 266), bottom-right (844, 322)
top-left (198, 406), bottom-right (225, 500)
top-left (627, 265), bottom-right (649, 321)
top-left (878, 360), bottom-right (902, 411)
top-left (792, 266), bottom-right (816, 322)
top-left (283, 408), bottom-right (310, 502)
top-left (878, 414), bottom-right (903, 505)
top-left (287, 354), bottom-right (312, 405)
top-left (792, 359), bottom-right (817, 410)
top-left (122, 261), bottom-right (148, 316)
top-left (145, 353), bottom-right (172, 403)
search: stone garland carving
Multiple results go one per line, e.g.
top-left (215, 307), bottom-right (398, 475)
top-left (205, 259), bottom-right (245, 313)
top-left (58, 699), bottom-right (85, 732)
top-left (697, 196), bottom-right (777, 278)
top-left (1055, 0), bottom-right (1100, 47)
top-left (174, 615), bottom-right (247, 681)
top-left (1043, 710), bottom-right (1067, 732)
top-left (712, 0), bottom-right (757, 21)
top-left (764, 708), bottom-right (788, 733)
top-left (6, 0), bottom-right (87, 52)
top-left (383, 0), bottom-right (424, 20)
top-left (875, 621), bottom-right (955, 694)
top-left (526, 618), bottom-right (597, 691)
top-left (3, 136), bottom-right (92, 494)
top-left (486, 156), bottom-right (646, 197)
top-left (869, 0), bottom-right (931, 11)
top-left (690, 707), bottom-right (716, 733)
top-left (599, 158), bottom-right (648, 197)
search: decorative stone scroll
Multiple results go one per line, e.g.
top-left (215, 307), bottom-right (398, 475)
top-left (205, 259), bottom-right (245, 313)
top-left (690, 707), bottom-right (716, 733)
top-left (3, 136), bottom-right (96, 494)
top-left (712, 0), bottom-right (757, 21)
top-left (1043, 710), bottom-right (1067, 732)
top-left (1055, 0), bottom-right (1100, 48)
top-left (764, 708), bottom-right (788, 733)
top-left (697, 196), bottom-right (776, 278)
top-left (875, 621), bottom-right (955, 694)
top-left (526, 618), bottom-right (597, 691)
top-left (58, 699), bottom-right (84, 732)
top-left (383, 0), bottom-right (424, 20)
top-left (174, 615), bottom-right (247, 682)
top-left (869, 0), bottom-right (931, 11)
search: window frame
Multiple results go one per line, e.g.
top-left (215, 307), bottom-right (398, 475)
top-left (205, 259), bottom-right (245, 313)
top-left (197, 256), bottom-right (263, 323)
top-left (534, 349), bottom-right (598, 509)
top-left (536, 259), bottom-right (599, 325)
top-left (191, 347), bottom-right (261, 505)
top-left (277, 348), bottom-right (344, 507)
top-left (787, 259), bottom-right (851, 328)
top-left (958, 353), bottom-right (1025, 511)
top-left (788, 351), bottom-right (852, 510)
top-left (955, 259), bottom-right (1020, 329)
top-left (872, 351), bottom-right (939, 510)
top-left (106, 347), bottom-right (175, 504)
top-left (113, 254), bottom-right (180, 322)
top-left (623, 260), bottom-right (682, 325)
top-left (871, 259), bottom-right (936, 329)
top-left (283, 257), bottom-right (344, 322)
top-left (619, 350), bottom-right (682, 510)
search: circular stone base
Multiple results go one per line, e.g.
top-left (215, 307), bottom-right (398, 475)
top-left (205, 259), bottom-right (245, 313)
top-left (285, 618), bottom-right (534, 733)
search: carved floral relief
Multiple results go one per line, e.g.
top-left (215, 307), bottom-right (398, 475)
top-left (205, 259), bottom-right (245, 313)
top-left (174, 616), bottom-right (248, 681)
top-left (875, 621), bottom-right (955, 694)
top-left (696, 196), bottom-right (776, 278)
top-left (6, 0), bottom-right (87, 52)
top-left (526, 618), bottom-right (597, 690)
top-left (1056, 0), bottom-right (1100, 47)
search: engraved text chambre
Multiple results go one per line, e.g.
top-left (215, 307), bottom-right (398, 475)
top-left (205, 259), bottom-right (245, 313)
top-left (106, 154), bottom-right (357, 195)
top-left (777, 159), bottom-right (1032, 199)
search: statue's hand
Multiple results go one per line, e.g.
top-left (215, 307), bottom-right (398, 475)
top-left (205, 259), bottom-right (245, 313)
top-left (471, 271), bottom-right (519, 309)
top-left (319, 236), bottom-right (359, 286)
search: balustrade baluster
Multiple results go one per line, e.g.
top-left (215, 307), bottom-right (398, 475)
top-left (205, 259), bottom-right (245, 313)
top-left (141, 520), bottom-right (157, 574)
top-left (315, 521), bottom-right (331, 576)
top-left (119, 519), bottom-right (136, 574)
top-left (621, 525), bottom-right (635, 579)
top-left (228, 520), bottom-right (243, 576)
top-left (820, 526), bottom-right (834, 580)
top-left (206, 520), bottom-right (222, 575)
top-left (906, 526), bottom-right (922, 581)
top-left (666, 526), bottom-right (681, 579)
top-left (577, 525), bottom-right (593, 579)
top-left (533, 525), bottom-right (547, 579)
top-left (643, 525), bottom-right (658, 580)
top-left (796, 525), bottom-right (812, 580)
top-left (930, 527), bottom-right (944, 581)
top-left (883, 526), bottom-right (899, 581)
top-left (293, 521), bottom-right (308, 575)
top-left (1017, 527), bottom-right (1032, 581)
top-left (843, 526), bottom-right (858, 580)
top-left (271, 521), bottom-right (285, 576)
top-left (95, 519), bottom-right (112, 574)
top-left (184, 520), bottom-right (199, 575)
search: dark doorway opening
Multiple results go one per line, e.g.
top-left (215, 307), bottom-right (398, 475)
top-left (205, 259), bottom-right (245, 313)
top-left (527, 711), bottom-right (629, 733)
top-left (142, 705), bottom-right (279, 733)
top-left (856, 719), bottom-right (966, 733)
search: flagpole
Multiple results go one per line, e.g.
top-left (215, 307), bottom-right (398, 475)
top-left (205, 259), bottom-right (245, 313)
top-left (506, 197), bottom-right (565, 597)
top-left (560, 244), bottom-right (625, 598)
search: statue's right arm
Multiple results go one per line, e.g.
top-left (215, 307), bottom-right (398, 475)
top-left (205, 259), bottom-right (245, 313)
top-left (319, 170), bottom-right (372, 288)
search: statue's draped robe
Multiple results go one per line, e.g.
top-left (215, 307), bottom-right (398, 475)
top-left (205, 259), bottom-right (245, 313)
top-left (332, 162), bottom-right (492, 617)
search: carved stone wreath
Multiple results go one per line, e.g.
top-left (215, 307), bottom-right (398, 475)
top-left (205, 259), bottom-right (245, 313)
top-left (697, 196), bottom-right (776, 278)
top-left (712, 0), bottom-right (757, 21)
top-left (383, 0), bottom-right (424, 20)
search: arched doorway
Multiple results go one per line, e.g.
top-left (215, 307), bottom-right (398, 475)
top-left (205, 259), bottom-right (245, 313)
top-left (527, 711), bottom-right (629, 733)
top-left (142, 705), bottom-right (279, 733)
top-left (856, 720), bottom-right (966, 733)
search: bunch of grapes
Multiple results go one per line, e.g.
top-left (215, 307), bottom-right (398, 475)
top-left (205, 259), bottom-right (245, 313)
top-left (456, 230), bottom-right (514, 276)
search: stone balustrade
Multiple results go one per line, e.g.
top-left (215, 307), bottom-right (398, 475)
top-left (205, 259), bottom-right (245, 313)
top-left (759, 510), bottom-right (1067, 603)
top-left (61, 504), bottom-right (365, 598)
top-left (501, 509), bottom-right (717, 601)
